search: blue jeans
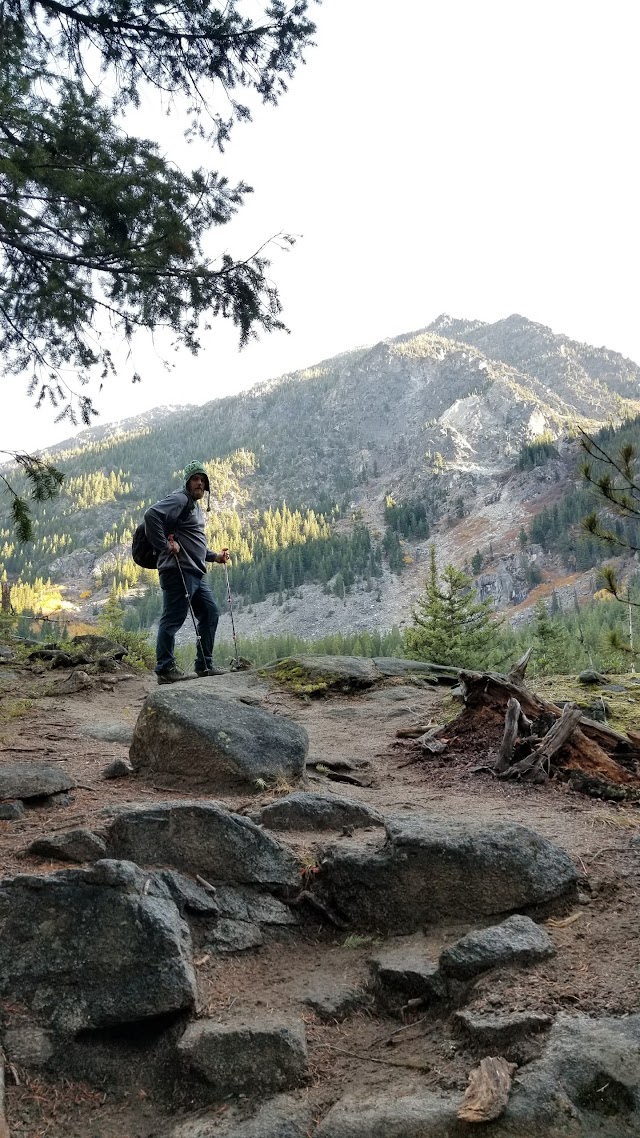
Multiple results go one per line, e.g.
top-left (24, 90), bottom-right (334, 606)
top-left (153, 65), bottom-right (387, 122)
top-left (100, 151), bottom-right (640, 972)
top-left (156, 569), bottom-right (219, 674)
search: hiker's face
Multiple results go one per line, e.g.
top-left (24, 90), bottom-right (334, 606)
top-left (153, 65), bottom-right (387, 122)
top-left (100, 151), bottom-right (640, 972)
top-left (187, 475), bottom-right (206, 499)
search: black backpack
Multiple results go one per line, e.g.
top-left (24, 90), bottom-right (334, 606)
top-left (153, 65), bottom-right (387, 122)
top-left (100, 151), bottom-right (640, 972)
top-left (131, 497), bottom-right (193, 569)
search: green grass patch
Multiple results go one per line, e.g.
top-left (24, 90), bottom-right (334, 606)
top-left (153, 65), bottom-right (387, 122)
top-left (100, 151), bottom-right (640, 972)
top-left (0, 697), bottom-right (33, 724)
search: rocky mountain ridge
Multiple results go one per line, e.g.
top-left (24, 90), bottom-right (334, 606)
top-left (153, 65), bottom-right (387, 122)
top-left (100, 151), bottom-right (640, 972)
top-left (5, 313), bottom-right (640, 636)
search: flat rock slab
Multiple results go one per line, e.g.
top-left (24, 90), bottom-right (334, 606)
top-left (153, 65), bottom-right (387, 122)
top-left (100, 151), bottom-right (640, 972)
top-left (177, 1016), bottom-right (307, 1097)
top-left (27, 828), bottom-right (107, 863)
top-left (79, 722), bottom-right (134, 744)
top-left (0, 859), bottom-right (197, 1034)
top-left (318, 816), bottom-right (577, 932)
top-left (373, 657), bottom-right (460, 682)
top-left (130, 686), bottom-right (308, 792)
top-left (302, 981), bottom-right (363, 1021)
top-left (171, 1094), bottom-right (313, 1138)
top-left (369, 944), bottom-right (446, 1001)
top-left (107, 801), bottom-right (299, 888)
top-left (440, 915), bottom-right (554, 979)
top-left (255, 791), bottom-right (383, 832)
top-left (453, 1010), bottom-right (553, 1047)
top-left (0, 763), bottom-right (76, 801)
top-left (315, 1091), bottom-right (461, 1137)
top-left (186, 671), bottom-right (270, 705)
top-left (259, 655), bottom-right (381, 695)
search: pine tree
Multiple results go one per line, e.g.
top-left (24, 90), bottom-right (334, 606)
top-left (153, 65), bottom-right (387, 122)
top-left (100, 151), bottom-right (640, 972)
top-left (471, 549), bottom-right (483, 574)
top-left (99, 584), bottom-right (126, 640)
top-left (531, 600), bottom-right (572, 673)
top-left (404, 546), bottom-right (504, 668)
top-left (1, 4), bottom-right (315, 418)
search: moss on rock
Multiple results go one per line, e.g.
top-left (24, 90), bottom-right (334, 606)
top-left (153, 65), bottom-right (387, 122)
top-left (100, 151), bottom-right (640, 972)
top-left (259, 655), bottom-right (381, 697)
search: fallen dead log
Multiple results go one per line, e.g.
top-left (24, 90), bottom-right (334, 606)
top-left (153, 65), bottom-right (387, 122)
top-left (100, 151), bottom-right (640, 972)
top-left (396, 724), bottom-right (434, 739)
top-left (457, 1056), bottom-right (517, 1123)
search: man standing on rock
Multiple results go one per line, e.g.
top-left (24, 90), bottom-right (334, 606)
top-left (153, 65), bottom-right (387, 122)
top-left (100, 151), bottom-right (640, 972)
top-left (144, 462), bottom-right (229, 683)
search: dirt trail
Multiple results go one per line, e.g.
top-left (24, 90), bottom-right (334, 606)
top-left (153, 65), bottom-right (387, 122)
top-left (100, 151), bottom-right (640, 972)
top-left (1, 663), bottom-right (640, 1137)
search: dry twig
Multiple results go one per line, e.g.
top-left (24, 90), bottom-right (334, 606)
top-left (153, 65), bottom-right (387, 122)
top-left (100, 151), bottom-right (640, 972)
top-left (321, 1043), bottom-right (431, 1072)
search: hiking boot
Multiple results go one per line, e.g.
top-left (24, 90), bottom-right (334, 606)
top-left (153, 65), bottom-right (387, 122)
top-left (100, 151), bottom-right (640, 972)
top-left (156, 667), bottom-right (196, 684)
top-left (195, 666), bottom-right (226, 677)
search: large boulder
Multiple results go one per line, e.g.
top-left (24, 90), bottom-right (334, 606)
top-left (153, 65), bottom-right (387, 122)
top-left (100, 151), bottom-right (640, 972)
top-left (317, 815), bottom-right (577, 932)
top-left (70, 633), bottom-right (126, 659)
top-left (259, 655), bottom-right (381, 695)
top-left (177, 1015), bottom-right (308, 1097)
top-left (0, 762), bottom-right (76, 801)
top-left (0, 860), bottom-right (197, 1035)
top-left (130, 686), bottom-right (308, 792)
top-left (106, 801), bottom-right (300, 889)
top-left (503, 1012), bottom-right (640, 1135)
top-left (254, 791), bottom-right (383, 832)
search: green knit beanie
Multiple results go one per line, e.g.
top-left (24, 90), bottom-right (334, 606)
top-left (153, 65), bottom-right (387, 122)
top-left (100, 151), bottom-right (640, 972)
top-left (183, 461), bottom-right (210, 492)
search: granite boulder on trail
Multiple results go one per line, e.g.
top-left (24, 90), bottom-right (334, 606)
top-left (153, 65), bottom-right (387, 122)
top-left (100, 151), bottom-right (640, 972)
top-left (129, 675), bottom-right (308, 792)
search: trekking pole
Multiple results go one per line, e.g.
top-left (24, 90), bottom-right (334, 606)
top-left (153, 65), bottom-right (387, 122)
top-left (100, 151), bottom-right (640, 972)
top-left (168, 534), bottom-right (205, 664)
top-left (221, 549), bottom-right (240, 668)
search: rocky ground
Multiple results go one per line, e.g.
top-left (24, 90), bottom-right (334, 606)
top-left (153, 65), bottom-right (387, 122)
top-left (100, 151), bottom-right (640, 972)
top-left (1, 647), bottom-right (640, 1137)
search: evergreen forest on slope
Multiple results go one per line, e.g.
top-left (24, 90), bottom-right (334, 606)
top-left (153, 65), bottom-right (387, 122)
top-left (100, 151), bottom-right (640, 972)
top-left (2, 315), bottom-right (640, 667)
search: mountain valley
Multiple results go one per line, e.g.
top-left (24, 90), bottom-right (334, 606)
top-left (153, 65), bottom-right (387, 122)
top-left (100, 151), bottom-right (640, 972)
top-left (3, 313), bottom-right (640, 644)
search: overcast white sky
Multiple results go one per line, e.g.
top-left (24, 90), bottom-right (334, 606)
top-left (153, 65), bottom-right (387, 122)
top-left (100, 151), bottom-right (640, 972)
top-left (6, 0), bottom-right (640, 451)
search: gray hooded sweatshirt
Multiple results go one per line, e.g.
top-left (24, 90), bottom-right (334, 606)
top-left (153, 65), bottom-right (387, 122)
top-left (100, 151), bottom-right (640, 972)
top-left (144, 488), bottom-right (219, 578)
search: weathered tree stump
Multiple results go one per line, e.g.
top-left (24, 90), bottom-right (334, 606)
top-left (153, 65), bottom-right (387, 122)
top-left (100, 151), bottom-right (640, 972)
top-left (452, 658), bottom-right (640, 796)
top-left (501, 704), bottom-right (582, 781)
top-left (495, 697), bottom-right (522, 774)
